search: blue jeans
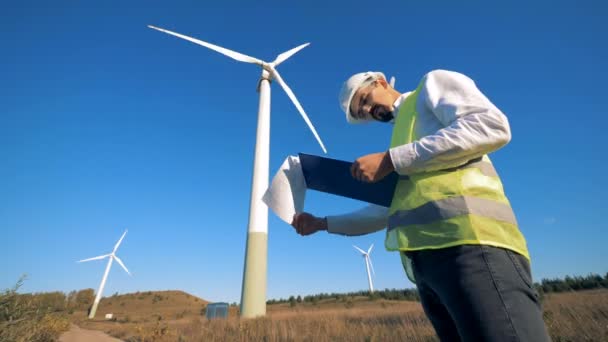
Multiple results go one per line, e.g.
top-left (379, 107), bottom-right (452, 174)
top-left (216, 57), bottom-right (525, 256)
top-left (406, 245), bottom-right (551, 342)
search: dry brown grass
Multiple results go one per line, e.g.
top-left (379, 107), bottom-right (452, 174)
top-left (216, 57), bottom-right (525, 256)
top-left (542, 289), bottom-right (608, 341)
top-left (71, 289), bottom-right (608, 342)
top-left (186, 301), bottom-right (436, 342)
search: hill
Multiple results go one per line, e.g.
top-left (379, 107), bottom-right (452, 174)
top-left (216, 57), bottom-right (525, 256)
top-left (73, 290), bottom-right (210, 323)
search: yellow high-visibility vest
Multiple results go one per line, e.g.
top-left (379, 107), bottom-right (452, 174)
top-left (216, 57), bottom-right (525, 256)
top-left (386, 82), bottom-right (529, 281)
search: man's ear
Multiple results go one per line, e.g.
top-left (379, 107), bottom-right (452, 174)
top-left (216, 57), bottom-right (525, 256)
top-left (377, 78), bottom-right (389, 89)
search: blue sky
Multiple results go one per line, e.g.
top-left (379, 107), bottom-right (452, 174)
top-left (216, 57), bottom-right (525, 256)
top-left (1, 1), bottom-right (607, 303)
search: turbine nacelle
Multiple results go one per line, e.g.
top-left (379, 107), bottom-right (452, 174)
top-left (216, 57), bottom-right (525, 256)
top-left (353, 244), bottom-right (374, 257)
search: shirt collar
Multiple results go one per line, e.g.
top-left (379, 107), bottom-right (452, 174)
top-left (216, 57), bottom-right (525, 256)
top-left (389, 91), bottom-right (412, 124)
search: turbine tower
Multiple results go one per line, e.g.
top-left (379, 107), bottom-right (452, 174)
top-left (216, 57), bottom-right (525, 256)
top-left (148, 25), bottom-right (327, 318)
top-left (78, 230), bottom-right (131, 319)
top-left (354, 244), bottom-right (375, 293)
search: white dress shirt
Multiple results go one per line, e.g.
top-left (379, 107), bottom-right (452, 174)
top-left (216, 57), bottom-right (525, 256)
top-left (327, 69), bottom-right (512, 236)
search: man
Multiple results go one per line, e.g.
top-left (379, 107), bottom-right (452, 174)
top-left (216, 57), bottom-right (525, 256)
top-left (291, 70), bottom-right (550, 341)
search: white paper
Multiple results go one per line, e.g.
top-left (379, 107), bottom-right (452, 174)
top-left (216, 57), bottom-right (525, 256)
top-left (262, 155), bottom-right (307, 224)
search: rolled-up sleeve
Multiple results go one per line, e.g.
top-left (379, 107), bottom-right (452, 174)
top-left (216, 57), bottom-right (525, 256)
top-left (326, 204), bottom-right (388, 236)
top-left (389, 70), bottom-right (511, 174)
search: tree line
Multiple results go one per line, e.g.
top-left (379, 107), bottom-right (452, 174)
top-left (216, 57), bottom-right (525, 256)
top-left (267, 288), bottom-right (420, 305)
top-left (267, 272), bottom-right (608, 305)
top-left (537, 273), bottom-right (608, 294)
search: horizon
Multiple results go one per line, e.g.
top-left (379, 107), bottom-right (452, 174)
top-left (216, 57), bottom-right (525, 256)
top-left (10, 271), bottom-right (607, 303)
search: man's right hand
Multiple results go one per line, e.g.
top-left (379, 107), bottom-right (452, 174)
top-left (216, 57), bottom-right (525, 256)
top-left (291, 212), bottom-right (328, 236)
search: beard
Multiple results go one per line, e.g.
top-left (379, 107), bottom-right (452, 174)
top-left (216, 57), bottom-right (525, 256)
top-left (372, 106), bottom-right (394, 122)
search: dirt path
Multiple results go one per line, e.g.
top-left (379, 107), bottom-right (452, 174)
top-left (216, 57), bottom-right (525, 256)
top-left (60, 324), bottom-right (123, 342)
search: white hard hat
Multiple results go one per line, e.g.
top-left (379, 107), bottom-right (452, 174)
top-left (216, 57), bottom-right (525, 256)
top-left (339, 71), bottom-right (386, 124)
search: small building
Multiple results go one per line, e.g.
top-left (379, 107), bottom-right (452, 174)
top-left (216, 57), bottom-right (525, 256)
top-left (105, 313), bottom-right (113, 320)
top-left (205, 302), bottom-right (229, 319)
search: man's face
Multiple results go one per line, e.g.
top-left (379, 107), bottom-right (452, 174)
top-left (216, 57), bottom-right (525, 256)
top-left (350, 80), bottom-right (395, 122)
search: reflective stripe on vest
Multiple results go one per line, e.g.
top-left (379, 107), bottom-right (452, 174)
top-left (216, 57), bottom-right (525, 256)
top-left (388, 196), bottom-right (517, 228)
top-left (385, 81), bottom-right (529, 262)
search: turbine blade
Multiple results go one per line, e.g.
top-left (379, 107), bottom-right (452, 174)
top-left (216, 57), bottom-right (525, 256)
top-left (113, 256), bottom-right (131, 276)
top-left (272, 43), bottom-right (310, 66)
top-left (78, 254), bottom-right (110, 263)
top-left (368, 255), bottom-right (375, 276)
top-left (353, 245), bottom-right (366, 255)
top-left (368, 243), bottom-right (374, 255)
top-left (269, 66), bottom-right (328, 153)
top-left (113, 230), bottom-right (128, 253)
top-left (148, 25), bottom-right (263, 65)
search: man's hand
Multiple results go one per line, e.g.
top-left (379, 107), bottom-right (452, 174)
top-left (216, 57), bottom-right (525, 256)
top-left (351, 151), bottom-right (395, 183)
top-left (291, 212), bottom-right (327, 236)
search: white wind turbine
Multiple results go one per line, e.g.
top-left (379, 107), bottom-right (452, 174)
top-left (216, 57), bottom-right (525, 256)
top-left (78, 230), bottom-right (130, 319)
top-left (148, 25), bottom-right (327, 318)
top-left (353, 244), bottom-right (375, 293)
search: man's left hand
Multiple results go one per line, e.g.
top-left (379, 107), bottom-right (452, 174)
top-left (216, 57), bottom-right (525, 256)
top-left (351, 151), bottom-right (395, 183)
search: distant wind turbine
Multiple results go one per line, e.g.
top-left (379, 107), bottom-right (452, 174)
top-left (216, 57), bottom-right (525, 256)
top-left (148, 25), bottom-right (327, 318)
top-left (353, 244), bottom-right (375, 293)
top-left (78, 230), bottom-right (130, 319)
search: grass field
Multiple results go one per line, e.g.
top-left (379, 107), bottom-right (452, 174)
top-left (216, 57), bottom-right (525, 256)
top-left (71, 289), bottom-right (608, 342)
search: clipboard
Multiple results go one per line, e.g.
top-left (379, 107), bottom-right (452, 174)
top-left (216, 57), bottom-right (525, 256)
top-left (298, 153), bottom-right (401, 207)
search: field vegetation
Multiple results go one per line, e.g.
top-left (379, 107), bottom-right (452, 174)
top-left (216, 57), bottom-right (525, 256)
top-left (0, 276), bottom-right (71, 342)
top-left (2, 273), bottom-right (607, 341)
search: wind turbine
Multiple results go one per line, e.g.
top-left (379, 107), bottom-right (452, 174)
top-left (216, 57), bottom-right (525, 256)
top-left (147, 25), bottom-right (327, 318)
top-left (78, 230), bottom-right (130, 319)
top-left (353, 244), bottom-right (375, 293)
